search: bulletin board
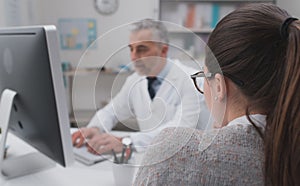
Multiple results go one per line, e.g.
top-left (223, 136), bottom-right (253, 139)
top-left (58, 18), bottom-right (97, 50)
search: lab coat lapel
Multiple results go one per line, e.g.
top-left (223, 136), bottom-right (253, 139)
top-left (155, 63), bottom-right (178, 99)
top-left (140, 76), bottom-right (153, 102)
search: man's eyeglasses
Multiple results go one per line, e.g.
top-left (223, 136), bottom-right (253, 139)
top-left (191, 71), bottom-right (245, 94)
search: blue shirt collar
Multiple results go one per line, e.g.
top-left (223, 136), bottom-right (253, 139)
top-left (156, 58), bottom-right (171, 81)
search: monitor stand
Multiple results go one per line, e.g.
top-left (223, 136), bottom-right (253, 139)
top-left (0, 89), bottom-right (55, 179)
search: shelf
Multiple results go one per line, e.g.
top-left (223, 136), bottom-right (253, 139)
top-left (70, 109), bottom-right (139, 131)
top-left (69, 109), bottom-right (95, 127)
top-left (161, 0), bottom-right (274, 2)
top-left (64, 68), bottom-right (100, 77)
top-left (64, 68), bottom-right (133, 77)
top-left (159, 0), bottom-right (275, 60)
top-left (169, 27), bottom-right (213, 34)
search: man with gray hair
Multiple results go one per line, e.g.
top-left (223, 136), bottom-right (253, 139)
top-left (72, 19), bottom-right (209, 155)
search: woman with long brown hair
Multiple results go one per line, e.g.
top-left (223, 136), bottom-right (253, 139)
top-left (134, 3), bottom-right (300, 185)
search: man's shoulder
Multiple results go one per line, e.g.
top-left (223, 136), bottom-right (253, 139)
top-left (169, 59), bottom-right (198, 76)
top-left (111, 72), bottom-right (144, 92)
top-left (125, 72), bottom-right (144, 82)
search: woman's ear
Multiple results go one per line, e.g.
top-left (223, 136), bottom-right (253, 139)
top-left (214, 73), bottom-right (226, 102)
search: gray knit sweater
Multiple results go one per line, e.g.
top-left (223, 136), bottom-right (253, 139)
top-left (134, 124), bottom-right (264, 185)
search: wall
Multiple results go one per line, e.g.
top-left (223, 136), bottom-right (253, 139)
top-left (0, 0), bottom-right (42, 27)
top-left (42, 0), bottom-right (300, 125)
top-left (0, 1), bottom-right (4, 26)
top-left (38, 0), bottom-right (159, 69)
top-left (1, 0), bottom-right (298, 117)
top-left (277, 0), bottom-right (300, 18)
top-left (0, 0), bottom-right (299, 67)
top-left (36, 0), bottom-right (159, 112)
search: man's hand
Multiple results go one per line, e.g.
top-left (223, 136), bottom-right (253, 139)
top-left (72, 127), bottom-right (100, 148)
top-left (86, 133), bottom-right (123, 155)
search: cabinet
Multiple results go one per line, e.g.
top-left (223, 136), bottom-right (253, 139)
top-left (159, 0), bottom-right (275, 67)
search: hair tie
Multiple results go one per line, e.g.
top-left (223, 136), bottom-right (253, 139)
top-left (280, 17), bottom-right (298, 39)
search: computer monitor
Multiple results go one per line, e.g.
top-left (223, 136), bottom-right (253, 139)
top-left (0, 25), bottom-right (74, 179)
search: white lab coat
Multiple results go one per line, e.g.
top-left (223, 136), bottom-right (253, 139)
top-left (88, 59), bottom-right (209, 151)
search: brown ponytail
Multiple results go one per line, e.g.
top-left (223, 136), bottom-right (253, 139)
top-left (265, 20), bottom-right (300, 186)
top-left (205, 3), bottom-right (300, 185)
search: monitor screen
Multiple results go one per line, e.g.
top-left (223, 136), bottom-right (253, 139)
top-left (0, 25), bottom-right (74, 178)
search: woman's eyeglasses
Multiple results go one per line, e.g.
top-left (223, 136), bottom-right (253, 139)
top-left (190, 71), bottom-right (213, 94)
top-left (190, 71), bottom-right (245, 94)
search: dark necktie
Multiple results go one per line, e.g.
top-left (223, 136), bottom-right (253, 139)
top-left (147, 77), bottom-right (157, 99)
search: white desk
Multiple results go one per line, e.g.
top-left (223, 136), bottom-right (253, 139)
top-left (0, 132), bottom-right (142, 186)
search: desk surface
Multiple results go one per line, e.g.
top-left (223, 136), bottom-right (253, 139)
top-left (0, 131), bottom-right (143, 186)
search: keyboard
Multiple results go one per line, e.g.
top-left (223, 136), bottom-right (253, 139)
top-left (73, 145), bottom-right (112, 166)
